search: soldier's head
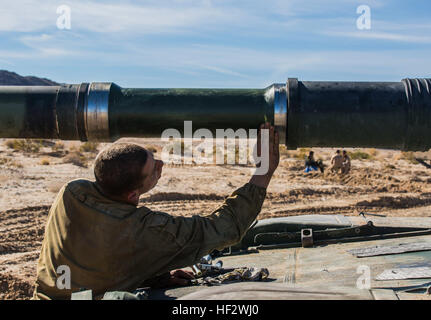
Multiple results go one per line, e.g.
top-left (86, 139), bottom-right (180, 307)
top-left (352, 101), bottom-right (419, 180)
top-left (94, 143), bottom-right (164, 205)
top-left (336, 150), bottom-right (340, 154)
top-left (342, 150), bottom-right (347, 156)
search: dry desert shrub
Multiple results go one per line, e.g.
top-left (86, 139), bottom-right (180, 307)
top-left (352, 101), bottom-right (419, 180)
top-left (52, 142), bottom-right (65, 152)
top-left (40, 158), bottom-right (50, 165)
top-left (292, 148), bottom-right (310, 160)
top-left (0, 157), bottom-right (23, 168)
top-left (394, 151), bottom-right (419, 164)
top-left (5, 139), bottom-right (41, 153)
top-left (79, 142), bottom-right (99, 153)
top-left (45, 141), bottom-right (68, 157)
top-left (348, 150), bottom-right (373, 160)
top-left (279, 145), bottom-right (290, 158)
top-left (62, 151), bottom-right (88, 167)
top-left (367, 148), bottom-right (378, 157)
top-left (0, 157), bottom-right (8, 165)
top-left (37, 139), bottom-right (56, 147)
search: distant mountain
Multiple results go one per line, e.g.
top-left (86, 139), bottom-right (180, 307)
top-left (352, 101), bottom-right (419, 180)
top-left (0, 70), bottom-right (59, 86)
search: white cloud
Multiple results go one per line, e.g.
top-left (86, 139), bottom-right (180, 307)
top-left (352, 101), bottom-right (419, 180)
top-left (3, 40), bottom-right (429, 86)
top-left (5, 30), bottom-right (430, 83)
top-left (324, 30), bottom-right (431, 44)
top-left (189, 64), bottom-right (249, 78)
top-left (0, 0), bottom-right (389, 34)
top-left (266, 0), bottom-right (386, 17)
top-left (0, 0), bottom-right (248, 33)
top-left (2, 0), bottom-right (429, 44)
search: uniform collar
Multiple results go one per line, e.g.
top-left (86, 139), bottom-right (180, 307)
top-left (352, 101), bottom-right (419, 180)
top-left (67, 179), bottom-right (138, 219)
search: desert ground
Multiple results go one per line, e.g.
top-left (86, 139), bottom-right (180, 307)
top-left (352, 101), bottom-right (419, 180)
top-left (1, 137), bottom-right (431, 299)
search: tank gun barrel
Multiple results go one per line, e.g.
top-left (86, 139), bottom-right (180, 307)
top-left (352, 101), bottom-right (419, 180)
top-left (0, 78), bottom-right (430, 151)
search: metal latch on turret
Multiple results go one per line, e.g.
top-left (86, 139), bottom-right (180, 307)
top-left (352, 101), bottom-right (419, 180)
top-left (301, 229), bottom-right (313, 248)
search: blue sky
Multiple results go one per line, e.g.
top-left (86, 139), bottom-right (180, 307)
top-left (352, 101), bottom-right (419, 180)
top-left (0, 0), bottom-right (430, 87)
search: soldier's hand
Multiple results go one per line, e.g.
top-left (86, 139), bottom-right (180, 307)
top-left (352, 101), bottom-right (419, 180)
top-left (167, 269), bottom-right (195, 286)
top-left (255, 122), bottom-right (280, 175)
top-left (250, 122), bottom-right (280, 188)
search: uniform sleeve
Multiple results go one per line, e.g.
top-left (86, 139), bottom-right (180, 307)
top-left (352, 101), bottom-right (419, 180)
top-left (139, 183), bottom-right (267, 272)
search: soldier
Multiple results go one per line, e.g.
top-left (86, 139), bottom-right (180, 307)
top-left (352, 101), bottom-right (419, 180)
top-left (304, 151), bottom-right (324, 173)
top-left (33, 122), bottom-right (279, 300)
top-left (341, 150), bottom-right (351, 174)
top-left (330, 150), bottom-right (343, 173)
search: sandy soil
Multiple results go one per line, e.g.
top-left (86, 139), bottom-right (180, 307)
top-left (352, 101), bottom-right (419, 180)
top-left (1, 138), bottom-right (431, 299)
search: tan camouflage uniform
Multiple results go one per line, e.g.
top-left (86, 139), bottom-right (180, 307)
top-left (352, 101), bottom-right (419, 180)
top-left (33, 179), bottom-right (266, 300)
top-left (330, 154), bottom-right (343, 173)
top-left (342, 155), bottom-right (351, 174)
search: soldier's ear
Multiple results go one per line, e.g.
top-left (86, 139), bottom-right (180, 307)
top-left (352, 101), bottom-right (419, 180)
top-left (126, 190), bottom-right (140, 204)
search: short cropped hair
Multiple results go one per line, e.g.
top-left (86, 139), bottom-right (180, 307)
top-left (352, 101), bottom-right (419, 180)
top-left (94, 143), bottom-right (148, 196)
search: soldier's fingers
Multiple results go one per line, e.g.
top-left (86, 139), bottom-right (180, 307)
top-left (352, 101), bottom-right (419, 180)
top-left (257, 124), bottom-right (264, 157)
top-left (269, 125), bottom-right (274, 149)
top-left (257, 123), bottom-right (264, 142)
top-left (179, 270), bottom-right (195, 279)
top-left (172, 269), bottom-right (195, 279)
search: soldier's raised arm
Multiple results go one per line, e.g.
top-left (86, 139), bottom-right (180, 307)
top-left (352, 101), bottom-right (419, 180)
top-left (135, 122), bottom-right (280, 276)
